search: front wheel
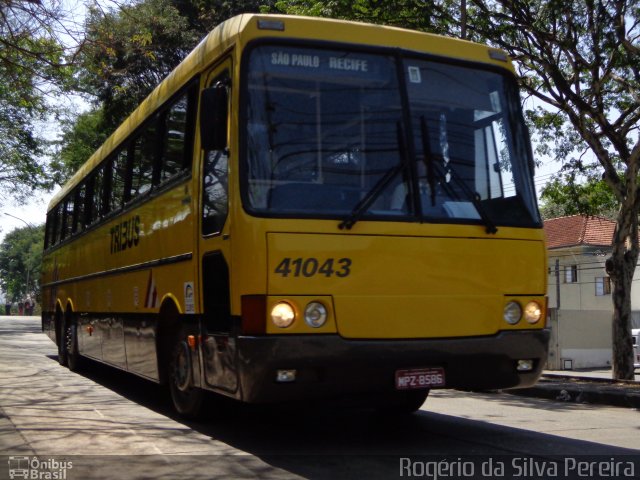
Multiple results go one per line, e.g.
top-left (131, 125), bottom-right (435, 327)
top-left (377, 389), bottom-right (430, 415)
top-left (168, 339), bottom-right (204, 418)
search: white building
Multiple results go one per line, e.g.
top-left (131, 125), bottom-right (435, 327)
top-left (544, 215), bottom-right (640, 369)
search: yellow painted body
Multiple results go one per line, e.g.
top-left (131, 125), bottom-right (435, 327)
top-left (42, 14), bottom-right (545, 346)
top-left (264, 228), bottom-right (545, 338)
top-left (41, 180), bottom-right (196, 316)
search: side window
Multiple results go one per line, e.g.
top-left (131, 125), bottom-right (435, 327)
top-left (158, 83), bottom-right (197, 184)
top-left (45, 209), bottom-right (57, 248)
top-left (72, 184), bottom-right (86, 234)
top-left (61, 195), bottom-right (74, 240)
top-left (201, 72), bottom-right (230, 236)
top-left (109, 150), bottom-right (127, 211)
top-left (202, 151), bottom-right (229, 235)
top-left (131, 118), bottom-right (158, 199)
top-left (88, 166), bottom-right (105, 224)
top-left (162, 95), bottom-right (188, 181)
top-left (52, 204), bottom-right (63, 245)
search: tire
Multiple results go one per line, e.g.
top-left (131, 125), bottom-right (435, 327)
top-left (377, 389), bottom-right (429, 415)
top-left (65, 318), bottom-right (83, 372)
top-left (57, 339), bottom-right (67, 366)
top-left (168, 337), bottom-right (204, 418)
top-left (57, 313), bottom-right (67, 367)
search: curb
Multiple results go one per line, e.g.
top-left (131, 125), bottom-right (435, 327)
top-left (509, 374), bottom-right (640, 409)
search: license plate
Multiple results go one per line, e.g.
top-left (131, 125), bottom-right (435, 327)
top-left (395, 367), bottom-right (446, 390)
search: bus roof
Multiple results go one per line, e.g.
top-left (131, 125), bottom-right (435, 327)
top-left (48, 14), bottom-right (513, 210)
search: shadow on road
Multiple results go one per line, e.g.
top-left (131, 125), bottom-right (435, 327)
top-left (6, 318), bottom-right (637, 479)
top-left (0, 335), bottom-right (631, 480)
top-left (62, 355), bottom-right (638, 462)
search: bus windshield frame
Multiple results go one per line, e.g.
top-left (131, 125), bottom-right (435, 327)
top-left (240, 41), bottom-right (541, 230)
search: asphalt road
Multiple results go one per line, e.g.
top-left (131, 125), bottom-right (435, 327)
top-left (1, 316), bottom-right (639, 480)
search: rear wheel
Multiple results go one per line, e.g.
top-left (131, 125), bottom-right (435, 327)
top-left (56, 311), bottom-right (67, 366)
top-left (65, 317), bottom-right (83, 371)
top-left (168, 337), bottom-right (204, 418)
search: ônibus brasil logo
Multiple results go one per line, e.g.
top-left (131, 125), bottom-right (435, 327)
top-left (7, 456), bottom-right (73, 480)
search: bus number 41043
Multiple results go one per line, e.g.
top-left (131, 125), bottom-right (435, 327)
top-left (274, 257), bottom-right (352, 278)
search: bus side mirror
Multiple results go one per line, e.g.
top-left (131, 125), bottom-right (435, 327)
top-left (200, 84), bottom-right (228, 151)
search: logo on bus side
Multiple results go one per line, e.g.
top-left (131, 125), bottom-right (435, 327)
top-left (110, 215), bottom-right (141, 254)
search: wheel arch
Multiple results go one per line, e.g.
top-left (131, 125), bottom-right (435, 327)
top-left (65, 299), bottom-right (75, 315)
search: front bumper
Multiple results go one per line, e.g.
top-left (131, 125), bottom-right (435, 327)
top-left (234, 329), bottom-right (550, 403)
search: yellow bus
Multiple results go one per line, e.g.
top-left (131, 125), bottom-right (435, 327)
top-left (41, 14), bottom-right (549, 417)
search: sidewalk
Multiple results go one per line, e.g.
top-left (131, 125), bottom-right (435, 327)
top-left (510, 368), bottom-right (640, 409)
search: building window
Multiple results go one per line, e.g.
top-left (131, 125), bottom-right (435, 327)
top-left (595, 277), bottom-right (611, 296)
top-left (564, 265), bottom-right (578, 283)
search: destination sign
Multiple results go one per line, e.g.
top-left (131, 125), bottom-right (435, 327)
top-left (251, 46), bottom-right (393, 84)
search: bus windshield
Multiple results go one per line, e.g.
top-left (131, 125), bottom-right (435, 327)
top-left (242, 44), bottom-right (540, 229)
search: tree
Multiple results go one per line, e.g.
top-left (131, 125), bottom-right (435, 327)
top-left (0, 0), bottom-right (77, 204)
top-left (53, 0), bottom-right (273, 184)
top-left (0, 225), bottom-right (45, 303)
top-left (272, 0), bottom-right (640, 381)
top-left (451, 0), bottom-right (639, 380)
top-left (77, 0), bottom-right (200, 134)
top-left (77, 0), bottom-right (275, 132)
top-left (50, 107), bottom-right (110, 184)
top-left (540, 174), bottom-right (619, 220)
top-left (271, 0), bottom-right (452, 32)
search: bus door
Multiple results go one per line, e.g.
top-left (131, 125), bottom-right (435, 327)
top-left (196, 61), bottom-right (238, 394)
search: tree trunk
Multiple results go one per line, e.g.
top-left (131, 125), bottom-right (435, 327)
top-left (610, 271), bottom-right (636, 380)
top-left (607, 210), bottom-right (638, 381)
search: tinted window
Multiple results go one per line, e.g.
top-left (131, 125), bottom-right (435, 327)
top-left (52, 204), bottom-right (63, 245)
top-left (73, 184), bottom-right (86, 233)
top-left (202, 73), bottom-right (229, 236)
top-left (202, 150), bottom-right (228, 235)
top-left (162, 96), bottom-right (189, 181)
top-left (244, 46), bottom-right (403, 216)
top-left (110, 150), bottom-right (127, 211)
top-left (130, 119), bottom-right (158, 199)
top-left (61, 196), bottom-right (74, 240)
top-left (45, 209), bottom-right (58, 248)
top-left (88, 166), bottom-right (105, 224)
top-left (243, 45), bottom-right (540, 230)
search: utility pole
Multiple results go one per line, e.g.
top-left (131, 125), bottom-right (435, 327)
top-left (555, 258), bottom-right (561, 310)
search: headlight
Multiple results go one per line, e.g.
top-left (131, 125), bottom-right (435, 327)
top-left (304, 301), bottom-right (327, 328)
top-left (524, 301), bottom-right (542, 324)
top-left (504, 301), bottom-right (522, 325)
top-left (271, 302), bottom-right (295, 328)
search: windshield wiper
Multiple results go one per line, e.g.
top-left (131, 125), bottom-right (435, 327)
top-left (436, 162), bottom-right (498, 235)
top-left (419, 116), bottom-right (498, 235)
top-left (338, 122), bottom-right (409, 230)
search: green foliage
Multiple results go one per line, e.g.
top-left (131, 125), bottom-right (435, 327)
top-left (0, 225), bottom-right (45, 302)
top-left (269, 0), bottom-right (455, 33)
top-left (77, 0), bottom-right (275, 133)
top-left (51, 108), bottom-right (110, 184)
top-left (182, 1), bottom-right (277, 34)
top-left (77, 0), bottom-right (201, 134)
top-left (53, 0), bottom-right (272, 184)
top-left (0, 2), bottom-right (73, 204)
top-left (448, 0), bottom-right (639, 379)
top-left (540, 175), bottom-right (619, 220)
top-left (456, 2), bottom-right (639, 202)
